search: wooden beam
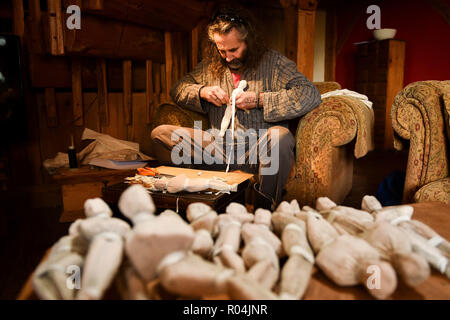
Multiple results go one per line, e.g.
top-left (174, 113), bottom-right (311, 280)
top-left (64, 14), bottom-right (165, 62)
top-left (47, 0), bottom-right (65, 55)
top-left (146, 61), bottom-right (154, 124)
top-left (96, 59), bottom-right (109, 126)
top-left (284, 6), bottom-right (298, 62)
top-left (190, 19), bottom-right (208, 70)
top-left (191, 24), bottom-right (200, 70)
top-left (153, 62), bottom-right (161, 107)
top-left (83, 0), bottom-right (104, 10)
top-left (296, 8), bottom-right (316, 80)
top-left (44, 88), bottom-right (58, 127)
top-left (160, 64), bottom-right (167, 103)
top-left (28, 0), bottom-right (44, 53)
top-left (173, 32), bottom-right (181, 84)
top-left (81, 0), bottom-right (208, 32)
top-left (72, 59), bottom-right (84, 126)
top-left (297, 0), bottom-right (318, 10)
top-left (385, 40), bottom-right (405, 150)
top-left (12, 0), bottom-right (24, 38)
top-left (123, 60), bottom-right (132, 125)
top-left (164, 32), bottom-right (174, 98)
top-left (325, 8), bottom-right (337, 81)
top-left (178, 32), bottom-right (188, 78)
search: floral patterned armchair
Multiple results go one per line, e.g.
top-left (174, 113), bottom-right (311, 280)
top-left (391, 80), bottom-right (450, 205)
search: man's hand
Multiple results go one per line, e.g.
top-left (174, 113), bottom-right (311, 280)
top-left (199, 86), bottom-right (229, 107)
top-left (234, 91), bottom-right (257, 111)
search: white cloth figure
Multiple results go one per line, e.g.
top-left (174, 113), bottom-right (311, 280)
top-left (321, 89), bottom-right (373, 109)
top-left (218, 80), bottom-right (247, 173)
top-left (219, 80), bottom-right (248, 137)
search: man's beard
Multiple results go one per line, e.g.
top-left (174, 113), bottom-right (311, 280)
top-left (226, 58), bottom-right (244, 70)
top-left (222, 49), bottom-right (247, 71)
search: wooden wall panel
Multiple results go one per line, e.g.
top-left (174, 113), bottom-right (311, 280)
top-left (177, 32), bottom-right (188, 79)
top-left (96, 59), bottom-right (109, 126)
top-left (127, 93), bottom-right (153, 156)
top-left (44, 88), bottom-right (58, 127)
top-left (47, 0), bottom-right (65, 55)
top-left (83, 0), bottom-right (104, 10)
top-left (101, 93), bottom-right (128, 140)
top-left (12, 0), bottom-right (24, 38)
top-left (164, 32), bottom-right (174, 98)
top-left (27, 0), bottom-right (44, 53)
top-left (146, 61), bottom-right (154, 124)
top-left (160, 64), bottom-right (167, 103)
top-left (325, 7), bottom-right (337, 81)
top-left (82, 0), bottom-right (208, 32)
top-left (37, 91), bottom-right (155, 163)
top-left (72, 59), bottom-right (84, 126)
top-left (385, 41), bottom-right (405, 150)
top-left (153, 62), bottom-right (161, 106)
top-left (37, 93), bottom-right (84, 161)
top-left (83, 93), bottom-right (101, 134)
top-left (63, 14), bottom-right (165, 62)
top-left (28, 55), bottom-right (154, 91)
top-left (283, 5), bottom-right (298, 62)
top-left (191, 25), bottom-right (200, 70)
top-left (123, 60), bottom-right (132, 125)
top-left (297, 8), bottom-right (316, 80)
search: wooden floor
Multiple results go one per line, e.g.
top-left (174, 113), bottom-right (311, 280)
top-left (0, 149), bottom-right (409, 299)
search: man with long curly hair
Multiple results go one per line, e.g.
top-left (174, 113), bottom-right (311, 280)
top-left (151, 6), bottom-right (321, 210)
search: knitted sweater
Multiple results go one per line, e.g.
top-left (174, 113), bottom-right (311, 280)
top-left (170, 49), bottom-right (322, 132)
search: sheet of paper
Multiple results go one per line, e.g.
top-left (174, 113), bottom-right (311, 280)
top-left (89, 158), bottom-right (154, 170)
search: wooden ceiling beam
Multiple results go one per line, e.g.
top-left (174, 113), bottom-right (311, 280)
top-left (80, 0), bottom-right (210, 32)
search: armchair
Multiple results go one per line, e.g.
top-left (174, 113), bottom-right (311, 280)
top-left (283, 82), bottom-right (374, 206)
top-left (151, 82), bottom-right (375, 207)
top-left (391, 80), bottom-right (450, 204)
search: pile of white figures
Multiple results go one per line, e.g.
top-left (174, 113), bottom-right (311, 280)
top-left (32, 184), bottom-right (450, 300)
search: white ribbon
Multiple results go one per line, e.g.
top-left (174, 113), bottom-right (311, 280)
top-left (228, 219), bottom-right (242, 228)
top-left (213, 243), bottom-right (235, 257)
top-left (82, 287), bottom-right (102, 300)
top-left (249, 237), bottom-right (274, 251)
top-left (214, 269), bottom-right (235, 291)
top-left (326, 210), bottom-right (338, 224)
top-left (225, 80), bottom-right (247, 173)
top-left (428, 235), bottom-right (445, 247)
top-left (131, 211), bottom-right (154, 225)
top-left (45, 264), bottom-right (67, 274)
top-left (279, 292), bottom-right (297, 300)
top-left (409, 233), bottom-right (448, 274)
top-left (95, 231), bottom-right (122, 242)
top-left (390, 215), bottom-right (411, 226)
top-left (196, 229), bottom-right (211, 238)
top-left (96, 213), bottom-right (111, 219)
top-left (183, 178), bottom-right (190, 191)
top-left (156, 251), bottom-right (187, 275)
top-left (285, 223), bottom-right (304, 233)
top-left (290, 245), bottom-right (315, 264)
top-left (52, 245), bottom-right (73, 254)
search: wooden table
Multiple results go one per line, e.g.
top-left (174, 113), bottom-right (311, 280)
top-left (45, 163), bottom-right (156, 222)
top-left (17, 202), bottom-right (450, 300)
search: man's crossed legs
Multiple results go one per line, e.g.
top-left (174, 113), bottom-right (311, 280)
top-left (150, 125), bottom-right (294, 210)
